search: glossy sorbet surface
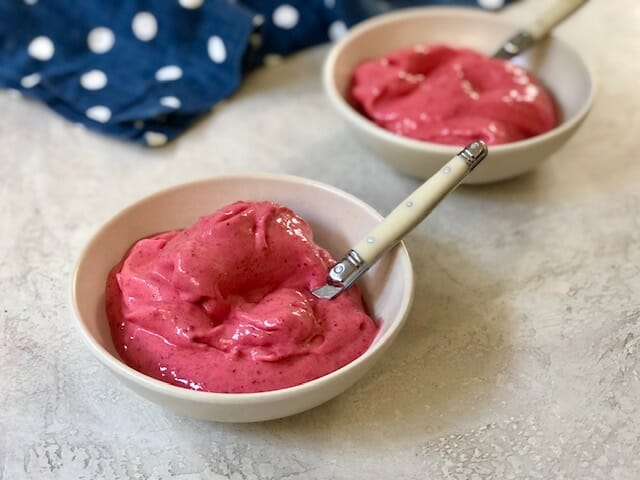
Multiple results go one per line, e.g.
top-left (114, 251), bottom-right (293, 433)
top-left (106, 201), bottom-right (378, 393)
top-left (351, 44), bottom-right (559, 146)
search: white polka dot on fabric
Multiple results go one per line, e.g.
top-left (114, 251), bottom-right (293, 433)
top-left (178, 0), bottom-right (203, 9)
top-left (145, 131), bottom-right (168, 147)
top-left (253, 14), bottom-right (265, 26)
top-left (324, 0), bottom-right (335, 8)
top-left (132, 12), bottom-right (158, 41)
top-left (87, 27), bottom-right (115, 54)
top-left (477, 0), bottom-right (505, 9)
top-left (28, 36), bottom-right (55, 61)
top-left (328, 20), bottom-right (347, 41)
top-left (272, 5), bottom-right (299, 29)
top-left (20, 73), bottom-right (41, 88)
top-left (160, 96), bottom-right (181, 109)
top-left (208, 36), bottom-right (226, 63)
top-left (24, 0), bottom-right (38, 5)
top-left (155, 65), bottom-right (183, 82)
top-left (80, 70), bottom-right (107, 90)
top-left (86, 105), bottom-right (111, 123)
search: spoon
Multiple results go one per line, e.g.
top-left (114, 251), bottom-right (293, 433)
top-left (312, 140), bottom-right (488, 300)
top-left (493, 0), bottom-right (588, 60)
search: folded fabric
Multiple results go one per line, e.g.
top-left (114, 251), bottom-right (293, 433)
top-left (0, 0), bottom-right (512, 147)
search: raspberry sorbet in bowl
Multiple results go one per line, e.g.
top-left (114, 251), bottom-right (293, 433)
top-left (324, 7), bottom-right (596, 183)
top-left (106, 201), bottom-right (379, 394)
top-left (72, 174), bottom-right (414, 422)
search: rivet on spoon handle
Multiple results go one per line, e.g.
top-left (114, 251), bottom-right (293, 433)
top-left (312, 141), bottom-right (489, 300)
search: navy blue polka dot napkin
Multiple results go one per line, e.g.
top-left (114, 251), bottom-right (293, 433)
top-left (0, 0), bottom-right (512, 147)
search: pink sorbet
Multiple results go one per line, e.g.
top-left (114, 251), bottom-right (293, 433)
top-left (350, 44), bottom-right (559, 146)
top-left (106, 201), bottom-right (378, 393)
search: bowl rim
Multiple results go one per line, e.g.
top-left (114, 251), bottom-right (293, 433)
top-left (71, 173), bottom-right (415, 405)
top-left (323, 6), bottom-right (598, 154)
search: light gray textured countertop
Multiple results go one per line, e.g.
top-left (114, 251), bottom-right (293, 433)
top-left (2, 1), bottom-right (639, 478)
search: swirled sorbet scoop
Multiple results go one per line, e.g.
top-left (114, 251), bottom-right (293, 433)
top-left (351, 45), bottom-right (558, 146)
top-left (106, 201), bottom-right (379, 393)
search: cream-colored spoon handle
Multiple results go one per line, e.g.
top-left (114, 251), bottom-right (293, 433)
top-left (353, 142), bottom-right (487, 264)
top-left (313, 141), bottom-right (489, 300)
top-left (528, 0), bottom-right (588, 40)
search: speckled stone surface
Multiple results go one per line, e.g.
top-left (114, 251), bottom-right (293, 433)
top-left (2, 1), bottom-right (639, 478)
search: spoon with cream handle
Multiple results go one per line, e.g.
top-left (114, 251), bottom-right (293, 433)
top-left (312, 140), bottom-right (488, 300)
top-left (493, 0), bottom-right (588, 60)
